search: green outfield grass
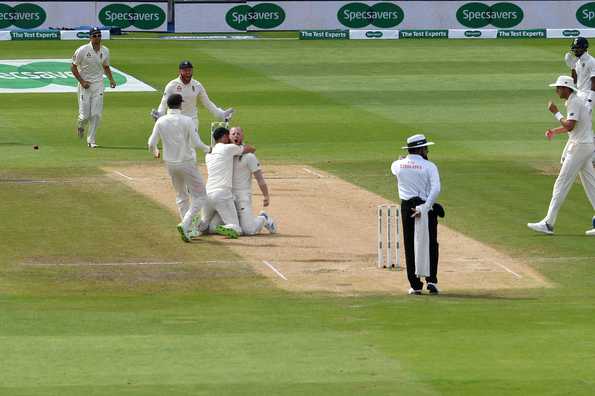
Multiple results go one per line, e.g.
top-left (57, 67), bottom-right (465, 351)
top-left (1, 36), bottom-right (594, 395)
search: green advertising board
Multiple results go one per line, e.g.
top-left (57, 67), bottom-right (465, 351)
top-left (10, 29), bottom-right (58, 40)
top-left (456, 2), bottom-right (523, 28)
top-left (0, 2), bottom-right (46, 29)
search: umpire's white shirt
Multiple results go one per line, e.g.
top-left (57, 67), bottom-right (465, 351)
top-left (391, 154), bottom-right (441, 212)
top-left (566, 93), bottom-right (594, 144)
top-left (232, 153), bottom-right (261, 197)
top-left (575, 52), bottom-right (595, 93)
top-left (205, 143), bottom-right (243, 196)
top-left (72, 43), bottom-right (109, 83)
top-left (157, 77), bottom-right (225, 120)
top-left (147, 109), bottom-right (210, 164)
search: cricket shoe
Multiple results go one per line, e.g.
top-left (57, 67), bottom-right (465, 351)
top-left (527, 221), bottom-right (554, 235)
top-left (176, 223), bottom-right (191, 243)
top-left (259, 211), bottom-right (277, 234)
top-left (215, 225), bottom-right (239, 239)
top-left (87, 143), bottom-right (99, 149)
top-left (77, 127), bottom-right (85, 139)
top-left (586, 228), bottom-right (595, 236)
top-left (427, 283), bottom-right (440, 295)
top-left (408, 288), bottom-right (422, 295)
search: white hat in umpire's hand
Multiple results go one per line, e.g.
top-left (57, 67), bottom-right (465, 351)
top-left (549, 75), bottom-right (578, 91)
top-left (402, 134), bottom-right (435, 149)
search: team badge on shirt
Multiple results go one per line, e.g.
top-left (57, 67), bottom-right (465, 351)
top-left (176, 85), bottom-right (182, 92)
top-left (570, 113), bottom-right (575, 116)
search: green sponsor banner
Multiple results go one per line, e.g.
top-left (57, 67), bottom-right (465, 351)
top-left (399, 29), bottom-right (448, 39)
top-left (497, 29), bottom-right (545, 38)
top-left (10, 29), bottom-right (58, 40)
top-left (226, 3), bottom-right (285, 31)
top-left (337, 2), bottom-right (404, 29)
top-left (456, 2), bottom-right (523, 28)
top-left (0, 59), bottom-right (155, 93)
top-left (577, 2), bottom-right (595, 28)
top-left (0, 2), bottom-right (46, 29)
top-left (299, 30), bottom-right (348, 40)
top-left (98, 3), bottom-right (166, 30)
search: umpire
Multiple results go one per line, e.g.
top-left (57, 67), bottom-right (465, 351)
top-left (391, 134), bottom-right (443, 295)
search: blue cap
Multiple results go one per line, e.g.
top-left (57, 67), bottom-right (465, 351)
top-left (179, 60), bottom-right (193, 69)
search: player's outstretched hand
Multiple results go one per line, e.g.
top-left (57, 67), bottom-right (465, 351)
top-left (545, 129), bottom-right (555, 141)
top-left (150, 108), bottom-right (161, 121)
top-left (109, 79), bottom-right (116, 89)
top-left (223, 108), bottom-right (234, 121)
top-left (548, 101), bottom-right (559, 114)
top-left (154, 148), bottom-right (160, 159)
top-left (263, 196), bottom-right (270, 207)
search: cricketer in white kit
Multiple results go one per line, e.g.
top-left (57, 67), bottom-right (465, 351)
top-left (152, 60), bottom-right (234, 134)
top-left (209, 127), bottom-right (277, 235)
top-left (148, 93), bottom-right (211, 242)
top-left (528, 76), bottom-right (595, 236)
top-left (201, 127), bottom-right (255, 239)
top-left (565, 36), bottom-right (595, 164)
top-left (71, 27), bottom-right (116, 148)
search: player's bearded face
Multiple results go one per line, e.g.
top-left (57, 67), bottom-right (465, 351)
top-left (180, 67), bottom-right (193, 82)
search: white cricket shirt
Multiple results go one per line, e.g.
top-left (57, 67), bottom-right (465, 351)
top-left (147, 109), bottom-right (210, 164)
top-left (72, 43), bottom-right (110, 83)
top-left (157, 77), bottom-right (224, 120)
top-left (205, 143), bottom-right (243, 194)
top-left (575, 52), bottom-right (595, 93)
top-left (566, 92), bottom-right (594, 144)
top-left (232, 153), bottom-right (261, 194)
top-left (391, 154), bottom-right (441, 211)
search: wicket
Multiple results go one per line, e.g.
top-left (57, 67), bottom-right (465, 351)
top-left (377, 204), bottom-right (401, 269)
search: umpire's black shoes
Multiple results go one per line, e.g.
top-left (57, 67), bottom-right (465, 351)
top-left (427, 283), bottom-right (440, 295)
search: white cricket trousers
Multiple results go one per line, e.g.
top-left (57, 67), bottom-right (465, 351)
top-left (201, 190), bottom-right (242, 234)
top-left (166, 161), bottom-right (207, 232)
top-left (77, 81), bottom-right (104, 145)
top-left (234, 191), bottom-right (265, 235)
top-left (545, 142), bottom-right (595, 226)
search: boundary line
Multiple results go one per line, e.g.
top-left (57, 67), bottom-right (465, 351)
top-left (262, 260), bottom-right (288, 280)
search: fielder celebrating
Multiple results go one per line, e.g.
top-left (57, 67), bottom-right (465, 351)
top-left (527, 76), bottom-right (595, 236)
top-left (148, 93), bottom-right (211, 242)
top-left (201, 127), bottom-right (255, 239)
top-left (152, 61), bottom-right (234, 133)
top-left (71, 27), bottom-right (116, 148)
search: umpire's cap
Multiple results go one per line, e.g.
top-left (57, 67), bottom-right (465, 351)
top-left (212, 127), bottom-right (230, 141)
top-left (89, 27), bottom-right (101, 36)
top-left (179, 60), bottom-right (193, 69)
top-left (167, 93), bottom-right (183, 109)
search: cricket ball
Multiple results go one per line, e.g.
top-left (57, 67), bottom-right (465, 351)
top-left (33, 145), bottom-right (39, 150)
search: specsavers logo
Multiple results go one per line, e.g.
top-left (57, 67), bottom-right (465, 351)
top-left (456, 2), bottom-right (523, 28)
top-left (338, 2), bottom-right (404, 28)
top-left (0, 3), bottom-right (46, 29)
top-left (0, 61), bottom-right (126, 90)
top-left (98, 4), bottom-right (165, 30)
top-left (226, 3), bottom-right (285, 31)
top-left (577, 3), bottom-right (595, 27)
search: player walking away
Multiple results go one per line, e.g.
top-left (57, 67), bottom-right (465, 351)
top-left (528, 76), bottom-right (595, 236)
top-left (391, 134), bottom-right (443, 295)
top-left (71, 27), bottom-right (116, 149)
top-left (148, 93), bottom-right (211, 242)
top-left (565, 36), bottom-right (595, 166)
top-left (151, 61), bottom-right (234, 135)
top-left (200, 127), bottom-right (255, 239)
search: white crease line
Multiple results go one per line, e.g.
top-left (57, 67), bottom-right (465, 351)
top-left (21, 261), bottom-right (183, 267)
top-left (302, 167), bottom-right (325, 178)
top-left (495, 263), bottom-right (522, 279)
top-left (113, 171), bottom-right (134, 181)
top-left (262, 260), bottom-right (288, 280)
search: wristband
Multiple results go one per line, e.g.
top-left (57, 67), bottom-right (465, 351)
top-left (554, 112), bottom-right (563, 121)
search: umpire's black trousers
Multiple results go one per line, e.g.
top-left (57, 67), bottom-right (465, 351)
top-left (401, 197), bottom-right (439, 290)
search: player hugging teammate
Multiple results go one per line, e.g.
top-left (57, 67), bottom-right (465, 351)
top-left (149, 61), bottom-right (276, 242)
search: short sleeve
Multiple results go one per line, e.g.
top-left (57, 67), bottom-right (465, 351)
top-left (72, 47), bottom-right (83, 65)
top-left (390, 160), bottom-right (399, 176)
top-left (223, 144), bottom-right (243, 157)
top-left (567, 98), bottom-right (581, 121)
top-left (102, 47), bottom-right (110, 66)
top-left (246, 154), bottom-right (261, 173)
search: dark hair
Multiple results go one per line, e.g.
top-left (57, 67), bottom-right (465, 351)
top-left (212, 127), bottom-right (230, 142)
top-left (408, 146), bottom-right (426, 155)
top-left (167, 94), bottom-right (183, 109)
